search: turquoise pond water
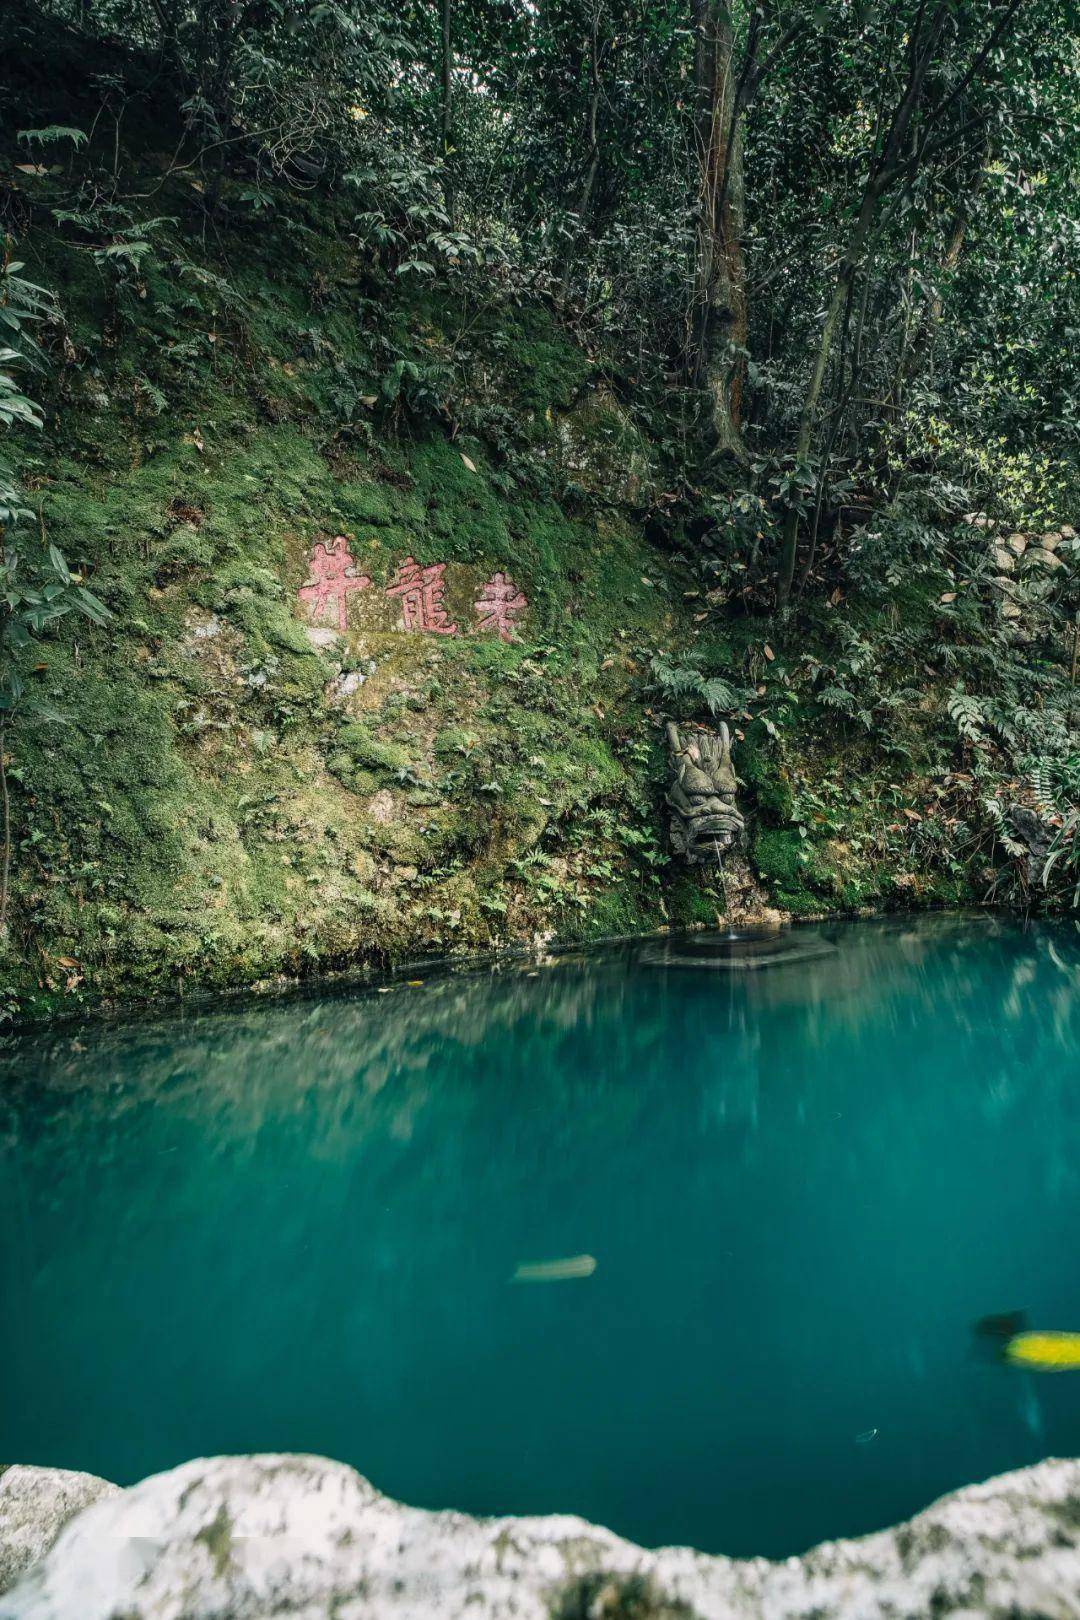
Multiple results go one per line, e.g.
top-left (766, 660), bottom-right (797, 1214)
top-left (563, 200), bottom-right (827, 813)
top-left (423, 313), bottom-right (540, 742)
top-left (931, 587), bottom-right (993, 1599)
top-left (2, 914), bottom-right (1080, 1558)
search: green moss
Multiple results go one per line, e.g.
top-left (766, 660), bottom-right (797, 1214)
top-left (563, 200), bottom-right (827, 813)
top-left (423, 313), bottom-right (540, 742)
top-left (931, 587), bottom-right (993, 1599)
top-left (0, 89), bottom-right (1020, 1024)
top-left (335, 724), bottom-right (414, 777)
top-left (482, 305), bottom-right (591, 418)
top-left (752, 828), bottom-right (833, 914)
top-left (666, 873), bottom-right (725, 928)
top-left (738, 735), bottom-right (795, 823)
top-left (194, 1507), bottom-right (234, 1579)
top-left (563, 883), bottom-right (663, 943)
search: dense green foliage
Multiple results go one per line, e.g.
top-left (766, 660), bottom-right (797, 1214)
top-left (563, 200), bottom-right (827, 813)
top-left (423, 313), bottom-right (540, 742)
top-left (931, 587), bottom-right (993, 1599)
top-left (0, 244), bottom-right (110, 946)
top-left (0, 0), bottom-right (1077, 1018)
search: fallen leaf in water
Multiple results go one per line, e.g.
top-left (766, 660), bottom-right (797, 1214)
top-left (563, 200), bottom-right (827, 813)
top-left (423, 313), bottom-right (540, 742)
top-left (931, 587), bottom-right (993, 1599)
top-left (512, 1255), bottom-right (597, 1283)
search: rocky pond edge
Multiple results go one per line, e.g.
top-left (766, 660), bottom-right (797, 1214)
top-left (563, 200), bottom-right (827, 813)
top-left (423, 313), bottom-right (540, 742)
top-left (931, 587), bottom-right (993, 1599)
top-left (1, 1453), bottom-right (1079, 1618)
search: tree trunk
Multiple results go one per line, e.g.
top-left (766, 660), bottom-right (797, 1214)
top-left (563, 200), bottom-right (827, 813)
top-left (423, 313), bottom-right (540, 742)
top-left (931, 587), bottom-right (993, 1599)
top-left (578, 76), bottom-right (601, 223)
top-left (558, 13), bottom-right (602, 304)
top-left (775, 219), bottom-right (869, 611)
top-left (690, 0), bottom-right (747, 459)
top-left (441, 0), bottom-right (454, 222)
top-left (772, 0), bottom-right (1019, 612)
top-left (775, 3), bottom-right (949, 610)
top-left (891, 185), bottom-right (978, 414)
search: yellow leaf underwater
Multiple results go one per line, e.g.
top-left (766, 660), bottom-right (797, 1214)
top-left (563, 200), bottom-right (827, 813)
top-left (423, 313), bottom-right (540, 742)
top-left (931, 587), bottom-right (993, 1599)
top-left (1004, 1331), bottom-right (1080, 1371)
top-left (511, 1255), bottom-right (597, 1283)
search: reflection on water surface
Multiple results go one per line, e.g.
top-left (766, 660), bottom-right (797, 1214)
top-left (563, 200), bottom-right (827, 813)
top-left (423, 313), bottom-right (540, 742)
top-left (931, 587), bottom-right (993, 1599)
top-left (2, 914), bottom-right (1079, 1557)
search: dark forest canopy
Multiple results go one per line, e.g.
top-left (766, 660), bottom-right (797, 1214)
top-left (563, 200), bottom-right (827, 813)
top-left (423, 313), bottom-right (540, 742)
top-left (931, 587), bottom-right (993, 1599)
top-left (9, 0), bottom-right (1080, 559)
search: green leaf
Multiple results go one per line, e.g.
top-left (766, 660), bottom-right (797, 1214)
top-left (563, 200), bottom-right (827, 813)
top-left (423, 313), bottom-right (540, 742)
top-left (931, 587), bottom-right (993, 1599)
top-left (17, 126), bottom-right (87, 149)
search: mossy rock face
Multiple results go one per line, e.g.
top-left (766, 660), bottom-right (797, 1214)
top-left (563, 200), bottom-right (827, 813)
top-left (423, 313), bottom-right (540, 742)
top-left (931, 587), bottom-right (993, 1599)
top-left (737, 737), bottom-right (795, 824)
top-left (751, 828), bottom-right (835, 914)
top-left (554, 388), bottom-right (658, 507)
top-left (0, 76), bottom-right (1036, 1022)
top-left (666, 873), bottom-right (725, 928)
top-left (335, 725), bottom-right (414, 778)
top-left (579, 885), bottom-right (665, 941)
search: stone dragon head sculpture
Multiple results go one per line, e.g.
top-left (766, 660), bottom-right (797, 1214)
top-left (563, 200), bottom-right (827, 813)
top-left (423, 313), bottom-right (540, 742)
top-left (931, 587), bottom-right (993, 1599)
top-left (665, 721), bottom-right (745, 864)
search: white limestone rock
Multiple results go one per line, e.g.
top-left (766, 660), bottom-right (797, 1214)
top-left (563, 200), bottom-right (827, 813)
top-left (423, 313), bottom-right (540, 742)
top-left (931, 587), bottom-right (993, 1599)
top-left (3, 1454), bottom-right (1080, 1620)
top-left (305, 625), bottom-right (343, 652)
top-left (555, 387), bottom-right (657, 506)
top-left (1020, 547), bottom-right (1065, 573)
top-left (328, 668), bottom-right (366, 702)
top-left (0, 1468), bottom-right (118, 1597)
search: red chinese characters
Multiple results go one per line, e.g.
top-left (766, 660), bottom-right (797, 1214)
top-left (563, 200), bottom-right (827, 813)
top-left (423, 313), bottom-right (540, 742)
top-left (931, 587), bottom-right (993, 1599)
top-left (297, 545), bottom-right (530, 640)
top-left (297, 537), bottom-right (371, 631)
top-left (386, 557), bottom-right (458, 634)
top-left (475, 571), bottom-right (527, 641)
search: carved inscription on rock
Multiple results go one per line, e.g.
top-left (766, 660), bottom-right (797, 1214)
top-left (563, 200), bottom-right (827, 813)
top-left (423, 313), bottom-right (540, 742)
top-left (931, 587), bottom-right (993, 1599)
top-left (297, 537), bottom-right (371, 631)
top-left (385, 558), bottom-right (458, 635)
top-left (296, 540), bottom-right (528, 641)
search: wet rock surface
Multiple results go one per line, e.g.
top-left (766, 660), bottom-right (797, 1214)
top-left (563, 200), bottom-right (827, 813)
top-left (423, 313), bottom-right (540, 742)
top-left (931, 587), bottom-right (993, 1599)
top-left (2, 1454), bottom-right (1080, 1619)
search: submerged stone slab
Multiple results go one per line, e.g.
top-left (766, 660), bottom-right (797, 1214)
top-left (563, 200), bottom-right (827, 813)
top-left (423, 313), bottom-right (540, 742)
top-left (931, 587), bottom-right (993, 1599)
top-left (3, 1454), bottom-right (1080, 1620)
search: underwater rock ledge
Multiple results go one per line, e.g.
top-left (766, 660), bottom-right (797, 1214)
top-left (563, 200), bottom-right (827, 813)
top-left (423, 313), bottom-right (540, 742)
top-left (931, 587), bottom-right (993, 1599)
top-left (2, 1454), bottom-right (1080, 1619)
